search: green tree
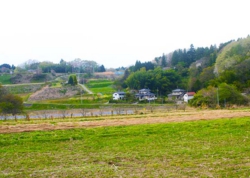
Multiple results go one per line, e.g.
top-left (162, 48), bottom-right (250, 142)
top-left (199, 66), bottom-right (215, 87)
top-left (98, 65), bottom-right (106, 72)
top-left (161, 54), bottom-right (167, 67)
top-left (186, 44), bottom-right (196, 66)
top-left (125, 67), bottom-right (182, 95)
top-left (68, 74), bottom-right (78, 86)
top-left (68, 75), bottom-right (74, 85)
top-left (0, 85), bottom-right (24, 120)
top-left (189, 86), bottom-right (217, 108)
top-left (218, 83), bottom-right (249, 106)
top-left (189, 83), bottom-right (249, 108)
top-left (72, 75), bottom-right (78, 85)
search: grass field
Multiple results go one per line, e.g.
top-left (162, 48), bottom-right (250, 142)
top-left (86, 79), bottom-right (115, 94)
top-left (0, 74), bottom-right (11, 84)
top-left (0, 117), bottom-right (249, 177)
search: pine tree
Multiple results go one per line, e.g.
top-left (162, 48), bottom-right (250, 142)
top-left (99, 65), bottom-right (106, 72)
top-left (73, 75), bottom-right (78, 85)
top-left (161, 54), bottom-right (167, 67)
top-left (68, 75), bottom-right (74, 85)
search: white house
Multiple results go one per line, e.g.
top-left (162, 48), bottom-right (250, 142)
top-left (183, 92), bottom-right (195, 102)
top-left (168, 88), bottom-right (186, 100)
top-left (113, 92), bottom-right (126, 100)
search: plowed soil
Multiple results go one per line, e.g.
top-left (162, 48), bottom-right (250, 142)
top-left (1, 109), bottom-right (250, 133)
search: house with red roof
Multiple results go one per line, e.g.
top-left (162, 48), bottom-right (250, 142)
top-left (183, 92), bottom-right (196, 102)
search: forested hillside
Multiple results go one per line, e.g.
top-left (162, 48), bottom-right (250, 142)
top-left (215, 36), bottom-right (250, 74)
top-left (115, 35), bottom-right (250, 107)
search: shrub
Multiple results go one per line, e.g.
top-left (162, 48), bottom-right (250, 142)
top-left (189, 83), bottom-right (249, 108)
top-left (68, 74), bottom-right (78, 86)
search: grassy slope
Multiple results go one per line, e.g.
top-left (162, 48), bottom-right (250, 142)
top-left (0, 117), bottom-right (249, 177)
top-left (86, 79), bottom-right (115, 94)
top-left (0, 74), bottom-right (11, 84)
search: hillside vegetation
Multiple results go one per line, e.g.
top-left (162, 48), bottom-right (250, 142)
top-left (0, 74), bottom-right (12, 84)
top-left (113, 35), bottom-right (250, 108)
top-left (86, 79), bottom-right (115, 95)
top-left (215, 36), bottom-right (250, 74)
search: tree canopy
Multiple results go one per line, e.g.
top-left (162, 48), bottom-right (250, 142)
top-left (129, 60), bottom-right (155, 72)
top-left (0, 85), bottom-right (24, 118)
top-left (15, 58), bottom-right (103, 74)
top-left (125, 67), bottom-right (183, 95)
top-left (68, 74), bottom-right (78, 86)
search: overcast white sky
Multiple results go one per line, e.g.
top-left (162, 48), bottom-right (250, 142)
top-left (0, 0), bottom-right (249, 68)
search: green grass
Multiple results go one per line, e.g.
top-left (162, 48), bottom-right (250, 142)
top-left (50, 82), bottom-right (62, 88)
top-left (24, 101), bottom-right (154, 111)
top-left (24, 103), bottom-right (104, 110)
top-left (86, 79), bottom-right (115, 94)
top-left (0, 74), bottom-right (12, 84)
top-left (0, 117), bottom-right (250, 177)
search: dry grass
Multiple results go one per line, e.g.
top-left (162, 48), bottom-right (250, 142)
top-left (1, 108), bottom-right (250, 133)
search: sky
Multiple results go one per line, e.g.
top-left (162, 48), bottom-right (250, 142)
top-left (0, 0), bottom-right (250, 68)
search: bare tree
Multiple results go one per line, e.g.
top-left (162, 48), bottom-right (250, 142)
top-left (80, 108), bottom-right (86, 117)
top-left (61, 110), bottom-right (67, 119)
top-left (26, 113), bottom-right (30, 121)
top-left (99, 108), bottom-right (103, 116)
top-left (41, 111), bottom-right (48, 119)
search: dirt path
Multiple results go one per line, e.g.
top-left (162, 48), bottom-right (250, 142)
top-left (1, 109), bottom-right (250, 133)
top-left (78, 84), bottom-right (93, 94)
top-left (28, 85), bottom-right (49, 100)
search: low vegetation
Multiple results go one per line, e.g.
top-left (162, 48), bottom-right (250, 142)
top-left (0, 117), bottom-right (249, 177)
top-left (4, 83), bottom-right (44, 94)
top-left (189, 83), bottom-right (249, 108)
top-left (0, 74), bottom-right (12, 84)
top-left (86, 79), bottom-right (115, 94)
top-left (0, 85), bottom-right (24, 119)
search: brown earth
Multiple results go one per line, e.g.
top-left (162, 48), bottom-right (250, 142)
top-left (1, 109), bottom-right (250, 133)
top-left (28, 85), bottom-right (80, 101)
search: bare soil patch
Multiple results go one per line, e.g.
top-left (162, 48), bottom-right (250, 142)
top-left (1, 109), bottom-right (250, 133)
top-left (28, 85), bottom-right (80, 101)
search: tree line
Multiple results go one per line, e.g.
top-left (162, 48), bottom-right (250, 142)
top-left (1, 58), bottom-right (106, 74)
top-left (116, 36), bottom-right (250, 108)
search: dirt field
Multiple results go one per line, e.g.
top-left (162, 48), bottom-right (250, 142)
top-left (1, 109), bottom-right (250, 133)
top-left (28, 85), bottom-right (80, 101)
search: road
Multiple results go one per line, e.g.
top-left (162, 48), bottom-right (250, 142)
top-left (78, 83), bottom-right (93, 94)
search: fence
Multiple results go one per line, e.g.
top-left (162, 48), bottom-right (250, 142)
top-left (0, 104), bottom-right (187, 120)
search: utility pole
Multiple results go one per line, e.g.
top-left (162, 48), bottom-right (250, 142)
top-left (78, 67), bottom-right (82, 104)
top-left (217, 87), bottom-right (220, 106)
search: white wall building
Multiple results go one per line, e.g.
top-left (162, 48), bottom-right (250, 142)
top-left (113, 92), bottom-right (125, 100)
top-left (183, 92), bottom-right (195, 102)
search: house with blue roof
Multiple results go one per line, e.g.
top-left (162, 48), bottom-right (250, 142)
top-left (135, 89), bottom-right (156, 101)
